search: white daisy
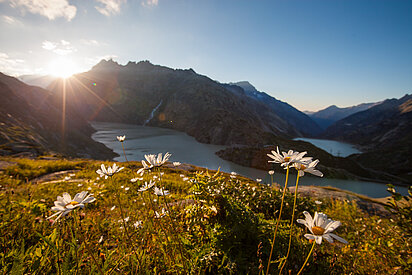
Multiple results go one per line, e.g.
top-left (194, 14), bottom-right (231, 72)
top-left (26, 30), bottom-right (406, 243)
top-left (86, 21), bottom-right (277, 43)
top-left (144, 152), bottom-right (171, 167)
top-left (117, 135), bottom-right (126, 142)
top-left (47, 191), bottom-right (96, 225)
top-left (297, 211), bottom-right (348, 245)
top-left (173, 162), bottom-right (181, 167)
top-left (267, 147), bottom-right (311, 167)
top-left (96, 163), bottom-right (124, 179)
top-left (293, 159), bottom-right (323, 177)
top-left (268, 170), bottom-right (275, 175)
top-left (155, 208), bottom-right (168, 218)
top-left (138, 180), bottom-right (155, 192)
top-left (136, 160), bottom-right (153, 176)
top-left (134, 220), bottom-right (143, 228)
top-left (154, 186), bottom-right (170, 196)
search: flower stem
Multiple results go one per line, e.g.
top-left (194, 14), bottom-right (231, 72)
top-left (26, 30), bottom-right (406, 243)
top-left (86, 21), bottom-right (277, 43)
top-left (297, 241), bottom-right (316, 275)
top-left (121, 142), bottom-right (128, 162)
top-left (266, 166), bottom-right (290, 275)
top-left (279, 173), bottom-right (300, 274)
top-left (113, 177), bottom-right (141, 271)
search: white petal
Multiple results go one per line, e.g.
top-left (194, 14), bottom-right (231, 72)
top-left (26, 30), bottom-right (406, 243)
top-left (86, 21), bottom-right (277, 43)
top-left (101, 164), bottom-right (107, 174)
top-left (74, 191), bottom-right (88, 202)
top-left (329, 233), bottom-right (348, 244)
top-left (62, 193), bottom-right (71, 203)
top-left (315, 236), bottom-right (323, 244)
top-left (51, 212), bottom-right (64, 224)
top-left (304, 234), bottom-right (315, 241)
top-left (303, 211), bottom-right (314, 228)
top-left (47, 210), bottom-right (63, 219)
top-left (83, 196), bottom-right (96, 204)
top-left (324, 220), bottom-right (341, 233)
top-left (323, 234), bottom-right (334, 243)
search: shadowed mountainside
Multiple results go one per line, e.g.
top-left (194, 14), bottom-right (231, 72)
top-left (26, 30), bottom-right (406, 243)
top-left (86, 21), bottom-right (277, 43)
top-left (0, 73), bottom-right (117, 159)
top-left (324, 94), bottom-right (412, 180)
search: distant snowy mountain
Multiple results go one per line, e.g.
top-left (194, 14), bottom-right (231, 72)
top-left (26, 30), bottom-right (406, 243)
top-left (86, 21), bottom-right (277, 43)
top-left (227, 81), bottom-right (323, 137)
top-left (309, 102), bottom-right (379, 129)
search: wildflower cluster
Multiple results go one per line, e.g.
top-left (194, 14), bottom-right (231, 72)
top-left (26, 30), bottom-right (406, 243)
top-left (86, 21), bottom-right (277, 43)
top-left (6, 142), bottom-right (407, 274)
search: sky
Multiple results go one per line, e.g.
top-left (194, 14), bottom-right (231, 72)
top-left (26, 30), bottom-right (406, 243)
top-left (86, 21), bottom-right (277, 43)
top-left (0, 0), bottom-right (411, 111)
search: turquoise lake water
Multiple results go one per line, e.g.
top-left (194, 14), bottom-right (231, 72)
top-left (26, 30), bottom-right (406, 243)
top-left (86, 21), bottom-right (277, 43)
top-left (91, 122), bottom-right (408, 198)
top-left (294, 137), bottom-right (361, 157)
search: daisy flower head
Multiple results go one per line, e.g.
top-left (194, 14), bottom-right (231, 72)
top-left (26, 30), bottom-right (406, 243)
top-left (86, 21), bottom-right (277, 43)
top-left (138, 180), bottom-right (155, 192)
top-left (155, 208), bottom-right (168, 218)
top-left (96, 163), bottom-right (124, 179)
top-left (297, 211), bottom-right (348, 245)
top-left (145, 152), bottom-right (171, 167)
top-left (154, 186), bottom-right (170, 196)
top-left (267, 147), bottom-right (310, 167)
top-left (293, 159), bottom-right (323, 177)
top-left (268, 170), bottom-right (274, 175)
top-left (117, 135), bottom-right (126, 142)
top-left (134, 220), bottom-right (143, 228)
top-left (173, 161), bottom-right (181, 167)
top-left (136, 160), bottom-right (153, 176)
top-left (47, 191), bottom-right (96, 225)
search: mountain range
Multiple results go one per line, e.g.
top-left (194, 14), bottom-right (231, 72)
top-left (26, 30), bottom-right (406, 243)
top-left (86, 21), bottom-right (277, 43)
top-left (307, 102), bottom-right (378, 129)
top-left (324, 94), bottom-right (412, 179)
top-left (2, 59), bottom-right (410, 183)
top-left (47, 60), bottom-right (319, 146)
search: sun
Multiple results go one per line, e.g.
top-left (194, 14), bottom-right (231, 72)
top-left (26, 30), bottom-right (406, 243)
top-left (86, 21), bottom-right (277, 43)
top-left (46, 57), bottom-right (80, 78)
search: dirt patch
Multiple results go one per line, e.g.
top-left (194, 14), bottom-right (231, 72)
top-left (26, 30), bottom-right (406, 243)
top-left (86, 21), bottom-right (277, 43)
top-left (31, 170), bottom-right (80, 184)
top-left (290, 185), bottom-right (391, 217)
top-left (0, 160), bottom-right (17, 170)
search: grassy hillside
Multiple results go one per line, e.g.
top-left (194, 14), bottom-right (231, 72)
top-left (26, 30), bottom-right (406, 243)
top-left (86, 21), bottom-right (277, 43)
top-left (0, 156), bottom-right (410, 274)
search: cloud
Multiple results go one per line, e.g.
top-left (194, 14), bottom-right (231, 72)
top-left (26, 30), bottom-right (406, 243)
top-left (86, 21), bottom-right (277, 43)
top-left (0, 52), bottom-right (29, 76)
top-left (80, 39), bottom-right (101, 46)
top-left (1, 15), bottom-right (23, 25)
top-left (42, 40), bottom-right (57, 50)
top-left (95, 0), bottom-right (126, 16)
top-left (9, 0), bottom-right (77, 21)
top-left (141, 0), bottom-right (158, 7)
top-left (42, 40), bottom-right (76, 55)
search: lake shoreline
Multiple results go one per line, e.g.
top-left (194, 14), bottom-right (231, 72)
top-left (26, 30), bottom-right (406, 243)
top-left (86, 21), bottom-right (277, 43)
top-left (90, 121), bottom-right (409, 197)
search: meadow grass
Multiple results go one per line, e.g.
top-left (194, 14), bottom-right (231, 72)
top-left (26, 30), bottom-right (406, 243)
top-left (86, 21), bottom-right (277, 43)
top-left (0, 156), bottom-right (410, 274)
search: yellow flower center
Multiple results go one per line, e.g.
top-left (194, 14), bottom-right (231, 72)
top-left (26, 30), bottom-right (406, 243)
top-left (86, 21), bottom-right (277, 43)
top-left (284, 157), bottom-right (290, 162)
top-left (66, 201), bottom-right (79, 206)
top-left (312, 226), bottom-right (325, 235)
top-left (299, 164), bottom-right (306, 170)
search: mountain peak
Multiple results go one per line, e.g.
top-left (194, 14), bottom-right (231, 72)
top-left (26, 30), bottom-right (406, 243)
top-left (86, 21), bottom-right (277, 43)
top-left (92, 59), bottom-right (121, 71)
top-left (232, 81), bottom-right (258, 93)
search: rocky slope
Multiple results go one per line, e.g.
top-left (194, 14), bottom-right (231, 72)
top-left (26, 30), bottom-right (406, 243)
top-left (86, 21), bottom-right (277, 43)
top-left (226, 81), bottom-right (323, 136)
top-left (0, 73), bottom-right (116, 159)
top-left (324, 94), bottom-right (412, 180)
top-left (48, 60), bottom-right (304, 146)
top-left (308, 102), bottom-right (378, 130)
